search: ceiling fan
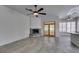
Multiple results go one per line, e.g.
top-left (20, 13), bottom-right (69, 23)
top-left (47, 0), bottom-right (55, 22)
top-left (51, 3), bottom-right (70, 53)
top-left (25, 5), bottom-right (46, 17)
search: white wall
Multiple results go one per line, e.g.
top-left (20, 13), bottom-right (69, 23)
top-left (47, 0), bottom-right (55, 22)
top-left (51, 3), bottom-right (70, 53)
top-left (30, 17), bottom-right (42, 29)
top-left (0, 6), bottom-right (30, 46)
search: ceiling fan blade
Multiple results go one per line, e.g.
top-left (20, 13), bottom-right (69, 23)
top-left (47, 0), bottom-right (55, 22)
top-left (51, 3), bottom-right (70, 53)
top-left (37, 8), bottom-right (44, 12)
top-left (25, 8), bottom-right (33, 12)
top-left (26, 13), bottom-right (33, 16)
top-left (39, 13), bottom-right (46, 15)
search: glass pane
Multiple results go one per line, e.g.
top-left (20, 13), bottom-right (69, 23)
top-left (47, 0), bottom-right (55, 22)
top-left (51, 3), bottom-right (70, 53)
top-left (59, 23), bottom-right (63, 32)
top-left (50, 24), bottom-right (54, 35)
top-left (77, 20), bottom-right (79, 32)
top-left (67, 22), bottom-right (71, 32)
top-left (71, 21), bottom-right (75, 33)
top-left (62, 22), bottom-right (66, 32)
top-left (44, 25), bottom-right (49, 35)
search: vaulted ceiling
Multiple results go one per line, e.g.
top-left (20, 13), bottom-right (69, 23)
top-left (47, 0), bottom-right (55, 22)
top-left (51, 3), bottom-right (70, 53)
top-left (5, 5), bottom-right (79, 19)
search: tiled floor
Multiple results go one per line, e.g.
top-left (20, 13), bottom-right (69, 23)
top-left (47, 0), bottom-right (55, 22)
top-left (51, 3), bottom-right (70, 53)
top-left (0, 36), bottom-right (79, 53)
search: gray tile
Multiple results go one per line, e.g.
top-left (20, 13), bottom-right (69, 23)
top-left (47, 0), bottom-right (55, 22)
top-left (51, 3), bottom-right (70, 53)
top-left (0, 36), bottom-right (79, 53)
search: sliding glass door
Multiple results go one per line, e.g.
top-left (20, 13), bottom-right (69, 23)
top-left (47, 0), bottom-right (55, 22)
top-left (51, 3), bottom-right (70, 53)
top-left (44, 21), bottom-right (55, 37)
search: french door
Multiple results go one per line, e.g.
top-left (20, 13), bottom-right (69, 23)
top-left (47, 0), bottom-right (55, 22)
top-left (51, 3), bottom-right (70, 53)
top-left (44, 21), bottom-right (55, 37)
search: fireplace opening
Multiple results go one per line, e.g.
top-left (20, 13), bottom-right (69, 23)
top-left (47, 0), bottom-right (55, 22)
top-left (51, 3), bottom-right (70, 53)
top-left (30, 29), bottom-right (41, 37)
top-left (32, 29), bottom-right (39, 34)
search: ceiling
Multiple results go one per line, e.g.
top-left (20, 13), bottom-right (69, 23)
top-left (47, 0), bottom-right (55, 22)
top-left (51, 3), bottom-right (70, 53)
top-left (5, 5), bottom-right (79, 19)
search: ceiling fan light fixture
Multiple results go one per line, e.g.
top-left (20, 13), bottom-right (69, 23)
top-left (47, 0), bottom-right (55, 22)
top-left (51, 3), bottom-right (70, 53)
top-left (33, 13), bottom-right (38, 16)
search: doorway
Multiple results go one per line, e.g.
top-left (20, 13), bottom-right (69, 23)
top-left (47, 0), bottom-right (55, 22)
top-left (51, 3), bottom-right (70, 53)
top-left (43, 21), bottom-right (55, 37)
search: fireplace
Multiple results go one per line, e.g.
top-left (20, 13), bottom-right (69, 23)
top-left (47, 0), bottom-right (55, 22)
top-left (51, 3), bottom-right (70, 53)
top-left (30, 28), bottom-right (41, 37)
top-left (32, 29), bottom-right (39, 34)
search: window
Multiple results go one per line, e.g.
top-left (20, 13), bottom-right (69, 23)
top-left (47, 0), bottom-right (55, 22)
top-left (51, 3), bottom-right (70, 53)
top-left (77, 20), bottom-right (79, 32)
top-left (59, 22), bottom-right (66, 32)
top-left (59, 21), bottom-right (75, 33)
top-left (59, 23), bottom-right (63, 32)
top-left (71, 22), bottom-right (75, 33)
top-left (62, 22), bottom-right (66, 32)
top-left (67, 22), bottom-right (71, 32)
